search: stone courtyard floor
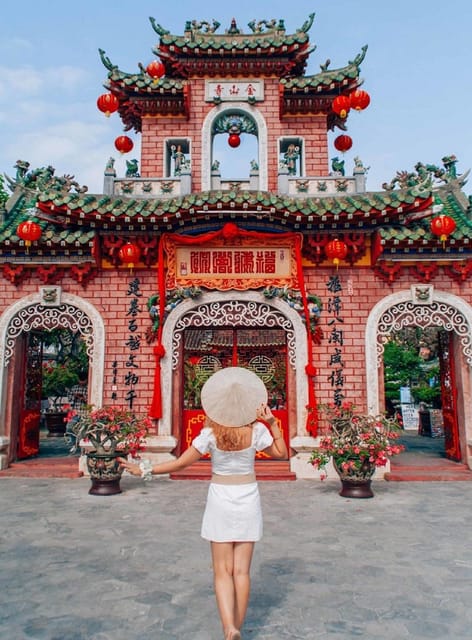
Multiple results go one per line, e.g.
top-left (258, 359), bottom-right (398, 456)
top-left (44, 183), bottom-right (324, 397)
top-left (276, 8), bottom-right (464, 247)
top-left (1, 474), bottom-right (471, 639)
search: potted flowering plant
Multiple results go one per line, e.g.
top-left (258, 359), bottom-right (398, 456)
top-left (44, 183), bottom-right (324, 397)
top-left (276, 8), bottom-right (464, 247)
top-left (309, 402), bottom-right (404, 498)
top-left (68, 406), bottom-right (152, 495)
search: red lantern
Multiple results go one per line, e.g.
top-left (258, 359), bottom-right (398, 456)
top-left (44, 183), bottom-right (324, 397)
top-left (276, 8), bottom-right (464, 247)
top-left (334, 135), bottom-right (353, 153)
top-left (349, 89), bottom-right (370, 111)
top-left (96, 93), bottom-right (119, 117)
top-left (16, 220), bottom-right (41, 248)
top-left (118, 242), bottom-right (141, 270)
top-left (114, 135), bottom-right (134, 154)
top-left (146, 60), bottom-right (165, 82)
top-left (332, 95), bottom-right (351, 119)
top-left (430, 214), bottom-right (456, 246)
top-left (325, 238), bottom-right (348, 267)
top-left (228, 133), bottom-right (241, 148)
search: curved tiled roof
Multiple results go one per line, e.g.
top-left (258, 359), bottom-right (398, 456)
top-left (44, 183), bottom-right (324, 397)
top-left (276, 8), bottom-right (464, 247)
top-left (152, 16), bottom-right (312, 52)
top-left (33, 186), bottom-right (433, 234)
top-left (375, 187), bottom-right (472, 258)
top-left (3, 177), bottom-right (470, 264)
top-left (281, 46), bottom-right (367, 92)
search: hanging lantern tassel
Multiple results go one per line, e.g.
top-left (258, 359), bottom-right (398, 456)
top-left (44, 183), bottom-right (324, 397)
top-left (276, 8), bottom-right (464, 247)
top-left (430, 214), bottom-right (456, 248)
top-left (16, 220), bottom-right (42, 253)
top-left (325, 238), bottom-right (348, 269)
top-left (118, 242), bottom-right (141, 273)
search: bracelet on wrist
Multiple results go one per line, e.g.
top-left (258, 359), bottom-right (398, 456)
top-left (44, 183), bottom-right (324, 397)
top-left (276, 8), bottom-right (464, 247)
top-left (139, 459), bottom-right (153, 481)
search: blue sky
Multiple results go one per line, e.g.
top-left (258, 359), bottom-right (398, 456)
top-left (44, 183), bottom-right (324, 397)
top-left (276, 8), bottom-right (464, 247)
top-left (1, 0), bottom-right (471, 194)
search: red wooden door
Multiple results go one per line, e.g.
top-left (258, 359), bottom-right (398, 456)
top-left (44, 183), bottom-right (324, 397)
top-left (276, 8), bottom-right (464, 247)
top-left (181, 327), bottom-right (288, 457)
top-left (438, 330), bottom-right (461, 461)
top-left (17, 332), bottom-right (43, 459)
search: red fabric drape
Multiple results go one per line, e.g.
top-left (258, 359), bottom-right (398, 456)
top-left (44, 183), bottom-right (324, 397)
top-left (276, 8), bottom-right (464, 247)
top-left (293, 235), bottom-right (318, 436)
top-left (149, 236), bottom-right (167, 418)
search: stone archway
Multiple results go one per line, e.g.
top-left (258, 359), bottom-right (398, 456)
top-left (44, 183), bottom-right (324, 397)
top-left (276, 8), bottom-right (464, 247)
top-left (365, 286), bottom-right (472, 466)
top-left (201, 103), bottom-right (268, 191)
top-left (0, 287), bottom-right (105, 435)
top-left (159, 290), bottom-right (308, 439)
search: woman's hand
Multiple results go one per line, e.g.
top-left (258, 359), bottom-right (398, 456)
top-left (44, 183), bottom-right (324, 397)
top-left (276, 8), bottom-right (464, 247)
top-left (117, 457), bottom-right (141, 476)
top-left (256, 403), bottom-right (275, 423)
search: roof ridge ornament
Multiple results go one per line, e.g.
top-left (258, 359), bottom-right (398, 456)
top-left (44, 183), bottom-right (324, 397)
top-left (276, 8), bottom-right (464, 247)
top-left (5, 161), bottom-right (88, 196)
top-left (299, 13), bottom-right (315, 33)
top-left (98, 48), bottom-right (118, 72)
top-left (149, 17), bottom-right (170, 37)
top-left (247, 19), bottom-right (285, 33)
top-left (382, 157), bottom-right (462, 192)
top-left (348, 45), bottom-right (368, 67)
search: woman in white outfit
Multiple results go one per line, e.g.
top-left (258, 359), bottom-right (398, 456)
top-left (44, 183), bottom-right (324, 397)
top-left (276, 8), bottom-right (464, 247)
top-left (120, 367), bottom-right (288, 640)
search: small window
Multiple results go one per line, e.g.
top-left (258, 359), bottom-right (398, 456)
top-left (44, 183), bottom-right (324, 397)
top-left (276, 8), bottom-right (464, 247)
top-left (279, 138), bottom-right (303, 177)
top-left (165, 139), bottom-right (191, 177)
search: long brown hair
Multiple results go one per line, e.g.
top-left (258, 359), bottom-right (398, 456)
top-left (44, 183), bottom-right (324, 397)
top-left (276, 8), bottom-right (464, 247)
top-left (207, 418), bottom-right (254, 451)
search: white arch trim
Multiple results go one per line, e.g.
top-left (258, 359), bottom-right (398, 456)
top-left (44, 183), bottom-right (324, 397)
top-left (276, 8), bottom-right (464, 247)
top-left (159, 290), bottom-right (308, 436)
top-left (0, 290), bottom-right (105, 419)
top-left (201, 102), bottom-right (268, 191)
top-left (365, 288), bottom-right (472, 414)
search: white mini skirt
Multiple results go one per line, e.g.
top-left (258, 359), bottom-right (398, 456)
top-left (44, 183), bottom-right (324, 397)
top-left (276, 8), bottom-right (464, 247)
top-left (201, 482), bottom-right (263, 542)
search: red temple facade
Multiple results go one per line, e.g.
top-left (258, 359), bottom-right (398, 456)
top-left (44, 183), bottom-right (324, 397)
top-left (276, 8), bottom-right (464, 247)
top-left (0, 15), bottom-right (471, 479)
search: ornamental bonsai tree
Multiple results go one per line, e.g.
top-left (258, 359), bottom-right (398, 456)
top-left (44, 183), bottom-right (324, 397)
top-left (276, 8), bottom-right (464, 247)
top-left (67, 406), bottom-right (151, 457)
top-left (42, 361), bottom-right (79, 412)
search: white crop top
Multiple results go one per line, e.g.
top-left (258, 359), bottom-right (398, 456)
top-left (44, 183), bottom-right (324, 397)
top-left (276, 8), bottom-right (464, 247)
top-left (192, 421), bottom-right (273, 476)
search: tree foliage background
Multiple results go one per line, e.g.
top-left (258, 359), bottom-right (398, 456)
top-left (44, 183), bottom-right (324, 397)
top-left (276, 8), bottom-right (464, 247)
top-left (383, 328), bottom-right (441, 408)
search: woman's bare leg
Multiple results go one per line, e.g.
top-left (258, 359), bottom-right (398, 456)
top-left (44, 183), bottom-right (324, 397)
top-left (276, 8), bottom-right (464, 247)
top-left (233, 542), bottom-right (254, 630)
top-left (211, 541), bottom-right (254, 637)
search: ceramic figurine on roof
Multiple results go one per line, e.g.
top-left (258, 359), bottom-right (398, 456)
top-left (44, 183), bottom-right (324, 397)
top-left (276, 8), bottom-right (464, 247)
top-left (0, 13), bottom-right (471, 485)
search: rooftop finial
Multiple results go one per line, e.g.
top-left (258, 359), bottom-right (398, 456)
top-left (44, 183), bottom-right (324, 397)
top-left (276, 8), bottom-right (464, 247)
top-left (227, 18), bottom-right (240, 35)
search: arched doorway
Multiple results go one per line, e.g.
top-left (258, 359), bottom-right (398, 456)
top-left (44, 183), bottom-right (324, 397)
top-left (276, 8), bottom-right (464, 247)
top-left (365, 286), bottom-right (472, 469)
top-left (159, 290), bottom-right (309, 455)
top-left (0, 288), bottom-right (105, 465)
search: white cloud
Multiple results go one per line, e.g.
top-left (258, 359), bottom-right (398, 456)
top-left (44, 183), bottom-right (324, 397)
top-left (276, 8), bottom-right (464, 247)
top-left (0, 65), bottom-right (90, 99)
top-left (3, 119), bottom-right (121, 192)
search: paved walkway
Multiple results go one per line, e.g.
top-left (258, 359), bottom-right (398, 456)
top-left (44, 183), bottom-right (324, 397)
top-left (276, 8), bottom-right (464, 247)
top-left (1, 475), bottom-right (472, 639)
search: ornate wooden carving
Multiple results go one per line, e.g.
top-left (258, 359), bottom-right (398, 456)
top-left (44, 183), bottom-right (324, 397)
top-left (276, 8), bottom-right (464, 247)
top-left (70, 263), bottom-right (98, 286)
top-left (443, 260), bottom-right (472, 284)
top-left (372, 262), bottom-right (404, 284)
top-left (37, 265), bottom-right (64, 284)
top-left (409, 263), bottom-right (439, 283)
top-left (2, 263), bottom-right (29, 286)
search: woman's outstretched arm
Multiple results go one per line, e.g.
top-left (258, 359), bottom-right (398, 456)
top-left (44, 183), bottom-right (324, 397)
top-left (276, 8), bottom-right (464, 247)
top-left (118, 445), bottom-right (202, 477)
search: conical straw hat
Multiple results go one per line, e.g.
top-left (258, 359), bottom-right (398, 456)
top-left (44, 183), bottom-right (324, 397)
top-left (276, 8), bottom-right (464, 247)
top-left (200, 367), bottom-right (268, 427)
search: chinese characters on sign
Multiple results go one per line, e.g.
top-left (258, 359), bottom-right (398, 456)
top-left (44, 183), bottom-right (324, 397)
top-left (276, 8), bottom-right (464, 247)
top-left (170, 246), bottom-right (295, 290)
top-left (118, 277), bottom-right (143, 409)
top-left (326, 275), bottom-right (345, 406)
top-left (163, 233), bottom-right (299, 291)
top-left (181, 248), bottom-right (279, 276)
top-left (205, 79), bottom-right (264, 102)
